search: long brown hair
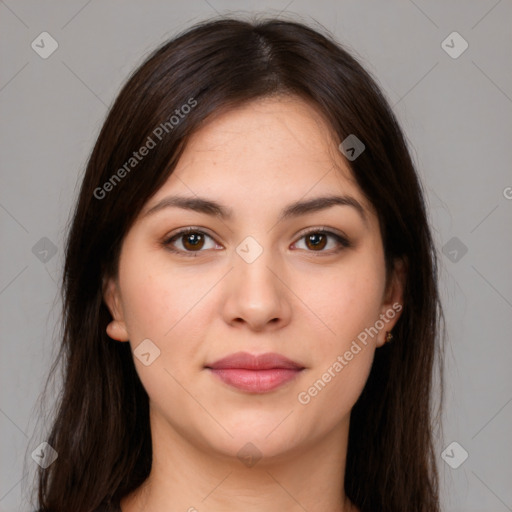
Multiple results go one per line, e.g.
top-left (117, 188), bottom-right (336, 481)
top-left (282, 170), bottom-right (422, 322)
top-left (33, 16), bottom-right (444, 512)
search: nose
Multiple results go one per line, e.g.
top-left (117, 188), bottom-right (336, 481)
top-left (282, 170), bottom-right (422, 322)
top-left (221, 245), bottom-right (292, 332)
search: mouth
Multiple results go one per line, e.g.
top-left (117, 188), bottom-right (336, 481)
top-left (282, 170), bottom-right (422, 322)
top-left (204, 351), bottom-right (305, 393)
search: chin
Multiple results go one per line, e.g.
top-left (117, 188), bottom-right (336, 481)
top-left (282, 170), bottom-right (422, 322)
top-left (211, 420), bottom-right (306, 459)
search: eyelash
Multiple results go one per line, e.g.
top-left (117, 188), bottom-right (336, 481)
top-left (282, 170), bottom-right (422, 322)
top-left (162, 226), bottom-right (351, 257)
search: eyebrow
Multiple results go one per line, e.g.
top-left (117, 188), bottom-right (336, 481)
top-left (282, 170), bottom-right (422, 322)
top-left (143, 194), bottom-right (368, 225)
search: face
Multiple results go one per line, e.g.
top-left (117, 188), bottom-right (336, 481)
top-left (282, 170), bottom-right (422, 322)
top-left (104, 95), bottom-right (404, 462)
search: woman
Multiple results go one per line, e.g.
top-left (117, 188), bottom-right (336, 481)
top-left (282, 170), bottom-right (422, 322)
top-left (34, 16), bottom-right (444, 512)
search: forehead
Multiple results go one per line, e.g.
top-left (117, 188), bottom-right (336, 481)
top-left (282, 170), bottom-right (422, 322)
top-left (148, 95), bottom-right (374, 219)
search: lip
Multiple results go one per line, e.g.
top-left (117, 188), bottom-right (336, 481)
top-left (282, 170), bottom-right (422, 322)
top-left (205, 351), bottom-right (305, 393)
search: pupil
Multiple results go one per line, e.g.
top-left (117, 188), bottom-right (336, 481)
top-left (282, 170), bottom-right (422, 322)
top-left (185, 233), bottom-right (202, 248)
top-left (308, 233), bottom-right (326, 250)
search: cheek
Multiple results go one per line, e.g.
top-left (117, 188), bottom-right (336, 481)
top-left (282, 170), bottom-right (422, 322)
top-left (121, 272), bottom-right (172, 340)
top-left (301, 257), bottom-right (385, 353)
top-left (118, 237), bottom-right (204, 338)
top-left (296, 344), bottom-right (374, 432)
top-left (295, 264), bottom-right (383, 421)
top-left (119, 255), bottom-right (213, 371)
top-left (118, 264), bottom-right (207, 410)
top-left (291, 255), bottom-right (384, 417)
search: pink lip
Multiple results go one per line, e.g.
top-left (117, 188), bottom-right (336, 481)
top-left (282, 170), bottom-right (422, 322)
top-left (205, 352), bottom-right (305, 393)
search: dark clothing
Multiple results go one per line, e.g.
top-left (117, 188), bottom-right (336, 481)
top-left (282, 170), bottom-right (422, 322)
top-left (34, 505), bottom-right (121, 512)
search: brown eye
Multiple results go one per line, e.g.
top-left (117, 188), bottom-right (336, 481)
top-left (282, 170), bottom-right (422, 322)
top-left (181, 232), bottom-right (205, 251)
top-left (163, 227), bottom-right (350, 257)
top-left (163, 228), bottom-right (218, 256)
top-left (304, 232), bottom-right (328, 251)
top-left (293, 229), bottom-right (351, 254)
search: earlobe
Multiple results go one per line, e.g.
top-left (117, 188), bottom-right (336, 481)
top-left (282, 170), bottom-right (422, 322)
top-left (106, 319), bottom-right (129, 342)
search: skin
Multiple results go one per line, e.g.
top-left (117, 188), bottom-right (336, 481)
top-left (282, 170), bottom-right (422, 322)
top-left (104, 95), bottom-right (404, 512)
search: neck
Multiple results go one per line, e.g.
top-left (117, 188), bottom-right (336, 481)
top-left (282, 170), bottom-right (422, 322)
top-left (120, 408), bottom-right (357, 512)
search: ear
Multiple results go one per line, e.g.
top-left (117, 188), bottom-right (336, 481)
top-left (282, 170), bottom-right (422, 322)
top-left (103, 276), bottom-right (129, 342)
top-left (376, 258), bottom-right (406, 347)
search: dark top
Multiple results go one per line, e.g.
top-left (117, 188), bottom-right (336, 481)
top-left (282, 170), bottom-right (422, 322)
top-left (35, 506), bottom-right (121, 512)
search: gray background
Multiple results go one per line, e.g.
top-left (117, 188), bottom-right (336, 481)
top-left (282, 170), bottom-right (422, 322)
top-left (1, 1), bottom-right (511, 511)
